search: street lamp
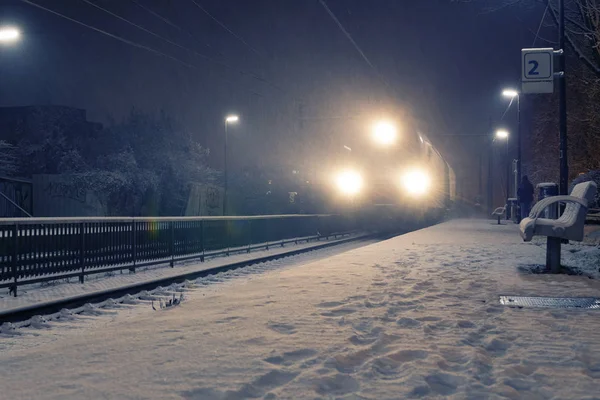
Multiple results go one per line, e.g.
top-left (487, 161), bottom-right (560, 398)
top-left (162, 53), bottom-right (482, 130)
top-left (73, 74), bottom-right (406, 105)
top-left (495, 129), bottom-right (510, 218)
top-left (223, 114), bottom-right (239, 215)
top-left (372, 121), bottom-right (397, 146)
top-left (495, 129), bottom-right (509, 140)
top-left (0, 26), bottom-right (20, 44)
top-left (502, 89), bottom-right (521, 197)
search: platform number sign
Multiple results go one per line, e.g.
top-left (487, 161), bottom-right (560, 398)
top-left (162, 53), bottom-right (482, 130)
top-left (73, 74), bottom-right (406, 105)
top-left (521, 48), bottom-right (554, 94)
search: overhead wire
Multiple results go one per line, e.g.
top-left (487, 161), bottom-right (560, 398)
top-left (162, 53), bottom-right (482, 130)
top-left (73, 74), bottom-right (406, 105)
top-left (21, 0), bottom-right (313, 119)
top-left (188, 0), bottom-right (262, 57)
top-left (130, 0), bottom-right (184, 32)
top-left (19, 0), bottom-right (196, 69)
top-left (318, 0), bottom-right (393, 93)
top-left (532, 3), bottom-right (550, 47)
top-left (78, 0), bottom-right (287, 95)
top-left (129, 0), bottom-right (214, 52)
top-left (18, 0), bottom-right (276, 98)
top-left (79, 0), bottom-right (217, 64)
top-left (92, 0), bottom-right (287, 94)
top-left (500, 2), bottom-right (550, 121)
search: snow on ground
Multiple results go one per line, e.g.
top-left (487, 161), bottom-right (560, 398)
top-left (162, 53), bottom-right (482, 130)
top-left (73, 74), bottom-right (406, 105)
top-left (1, 219), bottom-right (600, 399)
top-left (0, 234), bottom-right (364, 314)
top-left (528, 227), bottom-right (600, 279)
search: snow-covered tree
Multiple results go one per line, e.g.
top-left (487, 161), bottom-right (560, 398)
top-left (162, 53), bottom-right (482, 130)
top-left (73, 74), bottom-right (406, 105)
top-left (0, 140), bottom-right (17, 177)
top-left (91, 110), bottom-right (217, 215)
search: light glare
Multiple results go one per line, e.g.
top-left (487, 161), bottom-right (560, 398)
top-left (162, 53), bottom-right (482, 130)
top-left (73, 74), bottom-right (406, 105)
top-left (335, 170), bottom-right (362, 196)
top-left (502, 89), bottom-right (518, 98)
top-left (495, 129), bottom-right (509, 140)
top-left (225, 115), bottom-right (239, 123)
top-left (0, 27), bottom-right (20, 43)
top-left (372, 121), bottom-right (397, 146)
top-left (402, 169), bottom-right (431, 196)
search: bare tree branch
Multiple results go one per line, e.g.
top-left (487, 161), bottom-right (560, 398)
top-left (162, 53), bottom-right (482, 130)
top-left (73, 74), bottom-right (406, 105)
top-left (545, 0), bottom-right (600, 77)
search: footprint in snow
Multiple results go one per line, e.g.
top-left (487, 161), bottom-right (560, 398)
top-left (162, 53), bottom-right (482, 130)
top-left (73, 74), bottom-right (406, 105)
top-left (424, 372), bottom-right (464, 395)
top-left (457, 320), bottom-right (476, 329)
top-left (264, 348), bottom-right (318, 365)
top-left (314, 373), bottom-right (360, 396)
top-left (316, 301), bottom-right (345, 308)
top-left (485, 338), bottom-right (511, 356)
top-left (386, 349), bottom-right (429, 362)
top-left (267, 322), bottom-right (297, 335)
top-left (320, 308), bottom-right (357, 317)
top-left (396, 317), bottom-right (422, 328)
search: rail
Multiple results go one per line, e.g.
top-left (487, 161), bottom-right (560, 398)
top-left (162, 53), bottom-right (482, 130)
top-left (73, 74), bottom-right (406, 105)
top-left (0, 214), bottom-right (357, 296)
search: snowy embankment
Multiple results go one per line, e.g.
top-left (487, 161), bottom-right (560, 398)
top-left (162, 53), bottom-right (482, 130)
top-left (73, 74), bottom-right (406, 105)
top-left (1, 219), bottom-right (600, 399)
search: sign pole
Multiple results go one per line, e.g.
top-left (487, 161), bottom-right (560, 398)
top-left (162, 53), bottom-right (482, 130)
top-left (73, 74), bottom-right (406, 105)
top-left (516, 94), bottom-right (521, 190)
top-left (558, 0), bottom-right (568, 197)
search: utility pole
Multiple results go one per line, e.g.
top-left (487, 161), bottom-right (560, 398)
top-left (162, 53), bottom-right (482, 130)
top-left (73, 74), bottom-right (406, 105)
top-left (516, 94), bottom-right (521, 187)
top-left (478, 153), bottom-right (483, 203)
top-left (487, 118), bottom-right (494, 215)
top-left (224, 121), bottom-right (229, 216)
top-left (558, 0), bottom-right (568, 196)
top-left (505, 138), bottom-right (510, 219)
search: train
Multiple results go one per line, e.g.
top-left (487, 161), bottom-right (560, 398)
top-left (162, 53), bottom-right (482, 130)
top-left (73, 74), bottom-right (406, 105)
top-left (315, 120), bottom-right (456, 228)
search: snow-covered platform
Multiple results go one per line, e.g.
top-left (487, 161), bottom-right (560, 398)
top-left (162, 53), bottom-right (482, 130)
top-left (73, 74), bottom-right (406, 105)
top-left (1, 219), bottom-right (600, 399)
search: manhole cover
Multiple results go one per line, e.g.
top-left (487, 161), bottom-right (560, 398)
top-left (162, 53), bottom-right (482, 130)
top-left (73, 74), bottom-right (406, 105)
top-left (499, 296), bottom-right (600, 309)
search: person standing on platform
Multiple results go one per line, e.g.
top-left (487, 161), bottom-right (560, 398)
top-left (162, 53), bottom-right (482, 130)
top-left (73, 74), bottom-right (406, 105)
top-left (517, 175), bottom-right (534, 221)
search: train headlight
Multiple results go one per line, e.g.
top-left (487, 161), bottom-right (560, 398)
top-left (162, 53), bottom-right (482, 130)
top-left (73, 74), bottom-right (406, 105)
top-left (402, 169), bottom-right (431, 196)
top-left (335, 170), bottom-right (363, 195)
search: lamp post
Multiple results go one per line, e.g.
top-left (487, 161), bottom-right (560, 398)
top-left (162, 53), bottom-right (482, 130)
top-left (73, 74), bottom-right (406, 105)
top-left (495, 129), bottom-right (510, 218)
top-left (502, 89), bottom-right (520, 194)
top-left (223, 115), bottom-right (239, 216)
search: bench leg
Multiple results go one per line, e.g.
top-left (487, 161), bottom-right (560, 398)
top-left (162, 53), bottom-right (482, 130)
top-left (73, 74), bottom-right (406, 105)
top-left (546, 237), bottom-right (561, 273)
top-left (497, 216), bottom-right (501, 225)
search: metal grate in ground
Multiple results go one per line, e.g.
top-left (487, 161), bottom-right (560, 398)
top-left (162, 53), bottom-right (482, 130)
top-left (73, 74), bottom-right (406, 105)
top-left (499, 295), bottom-right (600, 309)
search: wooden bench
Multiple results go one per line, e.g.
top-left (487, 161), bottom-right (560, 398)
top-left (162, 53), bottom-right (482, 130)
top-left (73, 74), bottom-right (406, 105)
top-left (519, 181), bottom-right (597, 272)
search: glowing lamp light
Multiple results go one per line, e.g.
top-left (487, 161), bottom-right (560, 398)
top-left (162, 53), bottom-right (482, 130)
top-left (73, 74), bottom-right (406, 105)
top-left (495, 129), bottom-right (509, 140)
top-left (502, 89), bottom-right (519, 98)
top-left (0, 27), bottom-right (20, 43)
top-left (372, 121), bottom-right (397, 146)
top-left (225, 115), bottom-right (239, 123)
top-left (335, 170), bottom-right (363, 196)
top-left (402, 169), bottom-right (431, 196)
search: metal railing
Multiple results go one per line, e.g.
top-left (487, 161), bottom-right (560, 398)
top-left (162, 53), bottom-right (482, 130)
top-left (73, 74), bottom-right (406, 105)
top-left (0, 214), bottom-right (357, 296)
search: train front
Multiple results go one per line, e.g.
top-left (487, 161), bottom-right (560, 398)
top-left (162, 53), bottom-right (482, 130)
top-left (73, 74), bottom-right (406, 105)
top-left (324, 121), bottom-right (452, 228)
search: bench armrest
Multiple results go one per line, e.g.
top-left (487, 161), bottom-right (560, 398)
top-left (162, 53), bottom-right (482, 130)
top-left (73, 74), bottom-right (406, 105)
top-left (529, 195), bottom-right (588, 219)
top-left (491, 207), bottom-right (505, 216)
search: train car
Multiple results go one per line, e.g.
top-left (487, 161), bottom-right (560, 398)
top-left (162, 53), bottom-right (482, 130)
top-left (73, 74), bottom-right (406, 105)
top-left (318, 121), bottom-right (456, 229)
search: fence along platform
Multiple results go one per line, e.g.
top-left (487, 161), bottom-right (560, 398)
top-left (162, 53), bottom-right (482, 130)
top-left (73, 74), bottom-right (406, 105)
top-left (0, 214), bottom-right (356, 296)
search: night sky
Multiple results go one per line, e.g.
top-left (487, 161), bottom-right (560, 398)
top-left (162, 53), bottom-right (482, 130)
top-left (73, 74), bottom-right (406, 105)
top-left (0, 0), bottom-right (548, 198)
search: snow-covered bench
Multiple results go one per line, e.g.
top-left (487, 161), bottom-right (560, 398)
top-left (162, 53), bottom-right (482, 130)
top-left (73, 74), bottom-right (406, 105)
top-left (491, 206), bottom-right (506, 224)
top-left (519, 181), bottom-right (597, 272)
